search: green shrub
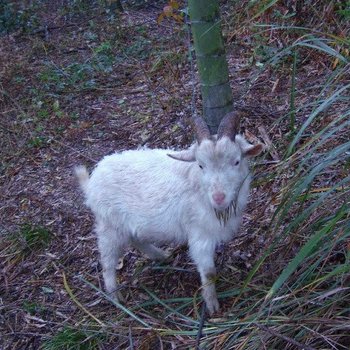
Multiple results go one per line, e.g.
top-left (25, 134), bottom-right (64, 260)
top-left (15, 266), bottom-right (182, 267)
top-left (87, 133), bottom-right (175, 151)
top-left (0, 1), bottom-right (40, 34)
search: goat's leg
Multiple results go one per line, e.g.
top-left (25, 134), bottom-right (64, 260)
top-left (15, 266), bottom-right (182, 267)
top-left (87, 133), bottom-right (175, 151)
top-left (189, 240), bottom-right (219, 315)
top-left (132, 237), bottom-right (169, 261)
top-left (96, 224), bottom-right (124, 301)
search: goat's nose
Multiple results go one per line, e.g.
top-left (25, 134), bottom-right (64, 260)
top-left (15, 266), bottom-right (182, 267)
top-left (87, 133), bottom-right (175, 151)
top-left (212, 192), bottom-right (226, 205)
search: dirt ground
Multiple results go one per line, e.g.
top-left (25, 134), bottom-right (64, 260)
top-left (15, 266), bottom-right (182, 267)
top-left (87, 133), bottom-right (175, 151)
top-left (1, 2), bottom-right (347, 349)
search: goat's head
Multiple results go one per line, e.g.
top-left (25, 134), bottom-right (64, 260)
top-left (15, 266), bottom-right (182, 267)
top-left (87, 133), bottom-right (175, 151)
top-left (168, 112), bottom-right (263, 211)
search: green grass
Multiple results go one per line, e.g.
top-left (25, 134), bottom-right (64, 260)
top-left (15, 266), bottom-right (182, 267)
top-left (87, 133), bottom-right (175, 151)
top-left (20, 224), bottom-right (52, 251)
top-left (42, 326), bottom-right (104, 350)
top-left (4, 224), bottom-right (52, 255)
top-left (22, 300), bottom-right (46, 315)
top-left (0, 225), bottom-right (52, 273)
top-left (0, 1), bottom-right (40, 34)
top-left (38, 62), bottom-right (96, 93)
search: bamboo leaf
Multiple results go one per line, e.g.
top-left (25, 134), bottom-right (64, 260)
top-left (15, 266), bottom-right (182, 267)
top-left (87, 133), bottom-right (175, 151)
top-left (295, 39), bottom-right (348, 63)
top-left (265, 207), bottom-right (347, 300)
top-left (250, 0), bottom-right (279, 21)
top-left (286, 83), bottom-right (350, 156)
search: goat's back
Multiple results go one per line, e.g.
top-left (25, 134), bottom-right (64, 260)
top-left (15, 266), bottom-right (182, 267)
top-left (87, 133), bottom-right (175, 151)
top-left (85, 148), bottom-right (197, 224)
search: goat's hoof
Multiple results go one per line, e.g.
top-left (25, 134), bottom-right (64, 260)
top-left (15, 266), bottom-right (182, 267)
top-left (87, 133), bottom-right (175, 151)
top-left (206, 297), bottom-right (220, 316)
top-left (202, 284), bottom-right (220, 315)
top-left (107, 290), bottom-right (124, 303)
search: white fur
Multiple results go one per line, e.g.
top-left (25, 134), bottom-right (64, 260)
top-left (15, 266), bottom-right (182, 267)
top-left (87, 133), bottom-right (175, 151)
top-left (75, 135), bottom-right (262, 315)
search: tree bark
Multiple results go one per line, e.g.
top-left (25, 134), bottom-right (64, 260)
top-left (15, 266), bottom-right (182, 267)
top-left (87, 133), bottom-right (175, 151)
top-left (188, 0), bottom-right (233, 134)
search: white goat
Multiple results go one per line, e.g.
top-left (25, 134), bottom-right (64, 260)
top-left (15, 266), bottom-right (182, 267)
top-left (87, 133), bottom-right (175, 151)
top-left (75, 112), bottom-right (263, 315)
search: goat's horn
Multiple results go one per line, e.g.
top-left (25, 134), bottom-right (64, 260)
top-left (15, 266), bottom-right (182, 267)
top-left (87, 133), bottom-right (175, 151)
top-left (217, 111), bottom-right (241, 141)
top-left (192, 116), bottom-right (210, 144)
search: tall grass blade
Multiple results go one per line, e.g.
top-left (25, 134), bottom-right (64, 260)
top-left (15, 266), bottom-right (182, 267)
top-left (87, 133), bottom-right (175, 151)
top-left (140, 285), bottom-right (199, 325)
top-left (249, 0), bottom-right (279, 22)
top-left (80, 277), bottom-right (152, 329)
top-left (289, 49), bottom-right (297, 134)
top-left (286, 83), bottom-right (350, 156)
top-left (265, 207), bottom-right (347, 300)
top-left (295, 38), bottom-right (349, 63)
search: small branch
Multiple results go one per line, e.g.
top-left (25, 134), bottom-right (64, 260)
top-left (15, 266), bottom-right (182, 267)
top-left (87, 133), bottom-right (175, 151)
top-left (51, 139), bottom-right (98, 163)
top-left (253, 323), bottom-right (316, 350)
top-left (62, 272), bottom-right (105, 326)
top-left (21, 15), bottom-right (99, 37)
top-left (195, 303), bottom-right (206, 350)
top-left (258, 126), bottom-right (280, 161)
top-left (128, 325), bottom-right (134, 350)
top-left (0, 122), bottom-right (16, 134)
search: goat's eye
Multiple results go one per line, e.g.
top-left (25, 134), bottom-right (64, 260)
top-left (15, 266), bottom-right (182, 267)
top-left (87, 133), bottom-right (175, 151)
top-left (199, 164), bottom-right (203, 169)
top-left (234, 160), bottom-right (240, 166)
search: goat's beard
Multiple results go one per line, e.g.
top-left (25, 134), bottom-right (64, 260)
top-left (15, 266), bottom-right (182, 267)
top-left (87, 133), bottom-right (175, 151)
top-left (212, 173), bottom-right (249, 227)
top-left (214, 199), bottom-right (237, 227)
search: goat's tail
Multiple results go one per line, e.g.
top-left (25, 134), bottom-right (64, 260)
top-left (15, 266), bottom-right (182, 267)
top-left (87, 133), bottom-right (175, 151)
top-left (74, 165), bottom-right (89, 194)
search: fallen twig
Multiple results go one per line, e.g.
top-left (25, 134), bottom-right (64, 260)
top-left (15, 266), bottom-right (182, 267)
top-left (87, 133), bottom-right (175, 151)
top-left (62, 272), bottom-right (105, 326)
top-left (253, 323), bottom-right (316, 350)
top-left (195, 303), bottom-right (206, 350)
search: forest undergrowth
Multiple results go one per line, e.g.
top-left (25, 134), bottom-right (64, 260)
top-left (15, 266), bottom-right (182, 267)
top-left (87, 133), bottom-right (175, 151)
top-left (0, 1), bottom-right (349, 349)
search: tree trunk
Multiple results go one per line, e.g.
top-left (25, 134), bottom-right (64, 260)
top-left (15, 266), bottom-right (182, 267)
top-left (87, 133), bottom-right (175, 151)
top-left (188, 0), bottom-right (233, 134)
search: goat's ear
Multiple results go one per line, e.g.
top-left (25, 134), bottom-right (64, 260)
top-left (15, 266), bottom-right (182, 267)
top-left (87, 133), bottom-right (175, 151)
top-left (167, 147), bottom-right (196, 162)
top-left (235, 135), bottom-right (264, 158)
top-left (243, 143), bottom-right (263, 158)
